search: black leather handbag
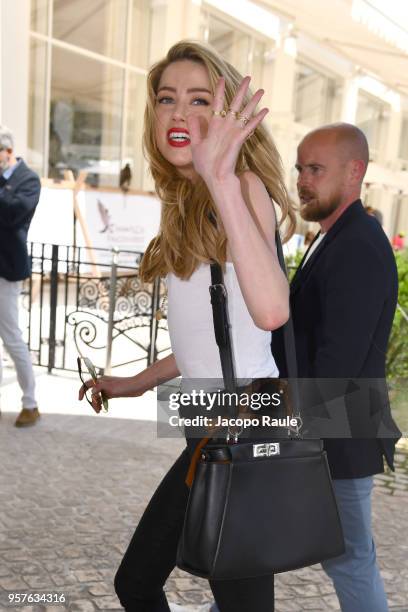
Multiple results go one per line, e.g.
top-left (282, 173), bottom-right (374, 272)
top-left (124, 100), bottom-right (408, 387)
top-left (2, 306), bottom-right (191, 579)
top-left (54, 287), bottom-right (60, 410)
top-left (177, 231), bottom-right (345, 580)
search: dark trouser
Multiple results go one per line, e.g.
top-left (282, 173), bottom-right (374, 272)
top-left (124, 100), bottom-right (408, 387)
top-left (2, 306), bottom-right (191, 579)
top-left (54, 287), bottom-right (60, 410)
top-left (114, 447), bottom-right (274, 612)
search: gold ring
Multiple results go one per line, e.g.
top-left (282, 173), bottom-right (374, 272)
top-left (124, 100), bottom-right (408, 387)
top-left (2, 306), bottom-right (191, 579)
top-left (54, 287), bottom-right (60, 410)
top-left (239, 114), bottom-right (250, 126)
top-left (227, 109), bottom-right (238, 118)
top-left (213, 110), bottom-right (226, 117)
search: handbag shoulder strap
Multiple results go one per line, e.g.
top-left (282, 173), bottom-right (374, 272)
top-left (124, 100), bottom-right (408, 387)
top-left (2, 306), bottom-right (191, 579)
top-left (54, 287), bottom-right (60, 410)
top-left (209, 263), bottom-right (236, 392)
top-left (274, 228), bottom-right (301, 425)
top-left (274, 229), bottom-right (298, 380)
top-left (209, 234), bottom-right (298, 384)
top-left (209, 229), bottom-right (298, 382)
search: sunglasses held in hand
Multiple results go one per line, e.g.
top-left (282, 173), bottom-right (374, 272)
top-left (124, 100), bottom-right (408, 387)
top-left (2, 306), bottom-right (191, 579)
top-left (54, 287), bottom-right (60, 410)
top-left (77, 356), bottom-right (109, 412)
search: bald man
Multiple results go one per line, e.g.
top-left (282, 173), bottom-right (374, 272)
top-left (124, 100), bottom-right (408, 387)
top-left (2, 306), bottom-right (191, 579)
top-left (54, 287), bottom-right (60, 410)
top-left (272, 123), bottom-right (400, 611)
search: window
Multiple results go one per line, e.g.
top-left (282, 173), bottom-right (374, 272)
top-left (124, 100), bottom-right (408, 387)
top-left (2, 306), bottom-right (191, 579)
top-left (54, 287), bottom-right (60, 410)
top-left (28, 0), bottom-right (151, 186)
top-left (294, 62), bottom-right (336, 128)
top-left (52, 0), bottom-right (128, 61)
top-left (202, 13), bottom-right (266, 89)
top-left (49, 47), bottom-right (124, 186)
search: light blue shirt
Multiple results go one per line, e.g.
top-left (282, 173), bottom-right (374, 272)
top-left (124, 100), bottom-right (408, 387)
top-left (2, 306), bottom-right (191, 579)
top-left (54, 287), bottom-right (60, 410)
top-left (2, 158), bottom-right (22, 180)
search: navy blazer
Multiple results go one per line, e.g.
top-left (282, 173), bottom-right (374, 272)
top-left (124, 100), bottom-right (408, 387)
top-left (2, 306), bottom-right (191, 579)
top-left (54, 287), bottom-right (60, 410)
top-left (273, 200), bottom-right (401, 479)
top-left (0, 159), bottom-right (41, 281)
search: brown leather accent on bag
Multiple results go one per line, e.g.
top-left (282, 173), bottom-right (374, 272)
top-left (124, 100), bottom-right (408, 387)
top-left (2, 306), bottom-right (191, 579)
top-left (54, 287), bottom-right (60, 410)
top-left (185, 437), bottom-right (210, 488)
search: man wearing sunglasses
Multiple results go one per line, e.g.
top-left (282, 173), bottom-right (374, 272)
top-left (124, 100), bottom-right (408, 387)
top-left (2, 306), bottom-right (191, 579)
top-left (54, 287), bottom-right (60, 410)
top-left (0, 125), bottom-right (41, 427)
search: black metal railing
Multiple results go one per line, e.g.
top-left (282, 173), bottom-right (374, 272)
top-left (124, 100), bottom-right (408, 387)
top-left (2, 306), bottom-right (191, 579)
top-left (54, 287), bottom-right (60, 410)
top-left (22, 243), bottom-right (170, 375)
top-left (21, 245), bottom-right (408, 381)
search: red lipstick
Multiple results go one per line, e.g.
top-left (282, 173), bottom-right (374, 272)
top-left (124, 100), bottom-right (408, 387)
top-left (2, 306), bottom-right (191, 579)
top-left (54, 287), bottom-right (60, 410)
top-left (167, 128), bottom-right (191, 148)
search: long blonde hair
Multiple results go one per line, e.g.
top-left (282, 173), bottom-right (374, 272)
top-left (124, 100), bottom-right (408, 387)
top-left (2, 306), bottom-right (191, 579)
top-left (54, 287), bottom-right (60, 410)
top-left (140, 40), bottom-right (295, 281)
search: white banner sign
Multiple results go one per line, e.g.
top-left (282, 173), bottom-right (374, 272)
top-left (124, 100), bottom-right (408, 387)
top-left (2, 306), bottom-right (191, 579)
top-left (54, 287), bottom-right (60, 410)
top-left (82, 191), bottom-right (161, 265)
top-left (28, 187), bottom-right (161, 267)
top-left (28, 187), bottom-right (74, 246)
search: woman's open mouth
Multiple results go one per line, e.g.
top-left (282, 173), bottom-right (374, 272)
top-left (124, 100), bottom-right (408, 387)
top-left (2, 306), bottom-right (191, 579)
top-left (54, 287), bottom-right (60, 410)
top-left (167, 128), bottom-right (191, 148)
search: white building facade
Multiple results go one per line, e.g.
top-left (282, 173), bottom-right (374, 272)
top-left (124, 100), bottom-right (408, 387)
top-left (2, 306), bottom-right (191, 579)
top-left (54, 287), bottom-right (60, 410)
top-left (1, 0), bottom-right (408, 237)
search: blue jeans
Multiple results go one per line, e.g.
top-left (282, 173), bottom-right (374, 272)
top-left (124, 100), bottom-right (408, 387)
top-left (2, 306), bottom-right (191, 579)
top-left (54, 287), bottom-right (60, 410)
top-left (211, 476), bottom-right (388, 612)
top-left (321, 476), bottom-right (388, 612)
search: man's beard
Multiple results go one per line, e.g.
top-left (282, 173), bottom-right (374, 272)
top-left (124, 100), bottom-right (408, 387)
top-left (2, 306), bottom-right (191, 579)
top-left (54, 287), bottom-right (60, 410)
top-left (299, 189), bottom-right (340, 222)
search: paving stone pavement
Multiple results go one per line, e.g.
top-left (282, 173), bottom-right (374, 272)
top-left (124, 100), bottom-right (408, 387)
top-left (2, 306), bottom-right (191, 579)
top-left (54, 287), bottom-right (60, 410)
top-left (0, 397), bottom-right (407, 611)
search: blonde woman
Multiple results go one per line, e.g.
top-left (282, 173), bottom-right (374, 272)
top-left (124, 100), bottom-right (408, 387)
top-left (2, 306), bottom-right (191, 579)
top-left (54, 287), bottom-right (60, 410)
top-left (79, 40), bottom-right (295, 612)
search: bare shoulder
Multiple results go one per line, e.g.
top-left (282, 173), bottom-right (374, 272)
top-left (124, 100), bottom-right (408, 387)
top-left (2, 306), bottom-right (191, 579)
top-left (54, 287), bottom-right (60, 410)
top-left (238, 170), bottom-right (277, 248)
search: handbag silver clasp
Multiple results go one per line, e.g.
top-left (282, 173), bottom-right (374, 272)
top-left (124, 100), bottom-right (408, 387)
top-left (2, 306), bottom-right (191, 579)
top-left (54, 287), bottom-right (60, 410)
top-left (226, 423), bottom-right (243, 444)
top-left (253, 442), bottom-right (281, 457)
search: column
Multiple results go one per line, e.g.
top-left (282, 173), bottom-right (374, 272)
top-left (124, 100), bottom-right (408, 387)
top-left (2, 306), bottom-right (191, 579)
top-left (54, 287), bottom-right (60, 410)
top-left (340, 75), bottom-right (358, 123)
top-left (384, 104), bottom-right (402, 168)
top-left (184, 0), bottom-right (202, 39)
top-left (0, 0), bottom-right (30, 157)
top-left (262, 33), bottom-right (297, 183)
top-left (149, 0), bottom-right (191, 64)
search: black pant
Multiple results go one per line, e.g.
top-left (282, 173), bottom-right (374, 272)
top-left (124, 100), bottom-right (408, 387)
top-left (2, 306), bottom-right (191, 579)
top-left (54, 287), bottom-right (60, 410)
top-left (114, 447), bottom-right (274, 611)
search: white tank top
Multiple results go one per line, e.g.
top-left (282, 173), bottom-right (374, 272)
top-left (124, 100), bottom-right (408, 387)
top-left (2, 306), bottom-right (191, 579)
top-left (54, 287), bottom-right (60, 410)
top-left (166, 263), bottom-right (279, 380)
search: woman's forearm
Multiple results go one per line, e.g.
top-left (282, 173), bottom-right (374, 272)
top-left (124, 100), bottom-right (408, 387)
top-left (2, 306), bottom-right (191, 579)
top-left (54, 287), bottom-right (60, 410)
top-left (208, 176), bottom-right (289, 330)
top-left (79, 354), bottom-right (180, 408)
top-left (129, 353), bottom-right (180, 396)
